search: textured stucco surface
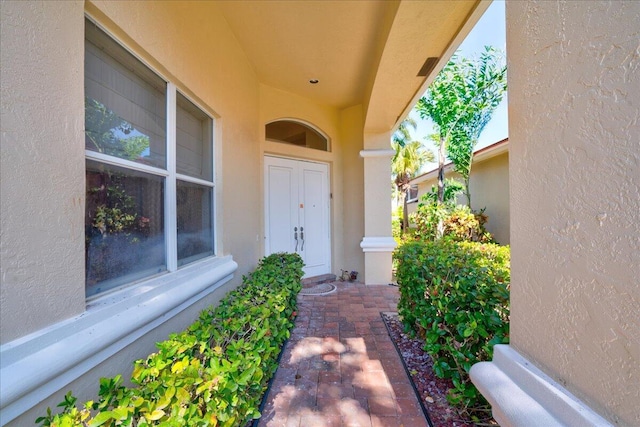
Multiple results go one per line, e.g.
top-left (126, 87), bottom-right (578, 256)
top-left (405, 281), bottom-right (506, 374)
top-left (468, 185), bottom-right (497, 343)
top-left (0, 0), bottom-right (87, 343)
top-left (468, 153), bottom-right (509, 244)
top-left (1, 0), bottom-right (263, 420)
top-left (507, 1), bottom-right (640, 425)
top-left (339, 105), bottom-right (365, 278)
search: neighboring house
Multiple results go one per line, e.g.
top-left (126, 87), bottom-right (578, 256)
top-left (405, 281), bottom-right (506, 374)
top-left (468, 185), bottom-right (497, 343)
top-left (1, 2), bottom-right (638, 427)
top-left (408, 138), bottom-right (509, 244)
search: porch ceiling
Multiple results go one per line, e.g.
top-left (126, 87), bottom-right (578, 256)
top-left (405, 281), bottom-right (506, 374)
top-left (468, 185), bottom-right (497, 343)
top-left (216, 0), bottom-right (482, 131)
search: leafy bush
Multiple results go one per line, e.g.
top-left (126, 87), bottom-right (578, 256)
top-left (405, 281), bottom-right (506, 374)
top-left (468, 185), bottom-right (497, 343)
top-left (37, 253), bottom-right (304, 427)
top-left (412, 202), bottom-right (492, 243)
top-left (420, 178), bottom-right (465, 207)
top-left (395, 240), bottom-right (509, 418)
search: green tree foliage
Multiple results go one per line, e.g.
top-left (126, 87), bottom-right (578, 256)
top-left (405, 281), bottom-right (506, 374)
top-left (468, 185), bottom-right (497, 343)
top-left (392, 118), bottom-right (434, 233)
top-left (85, 97), bottom-right (149, 161)
top-left (416, 46), bottom-right (507, 207)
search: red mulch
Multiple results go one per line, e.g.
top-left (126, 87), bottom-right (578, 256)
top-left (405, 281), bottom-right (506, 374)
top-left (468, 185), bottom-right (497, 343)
top-left (382, 312), bottom-right (495, 427)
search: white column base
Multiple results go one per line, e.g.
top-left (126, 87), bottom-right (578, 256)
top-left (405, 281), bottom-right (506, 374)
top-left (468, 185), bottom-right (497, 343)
top-left (360, 236), bottom-right (397, 252)
top-left (360, 237), bottom-right (396, 285)
top-left (470, 345), bottom-right (613, 427)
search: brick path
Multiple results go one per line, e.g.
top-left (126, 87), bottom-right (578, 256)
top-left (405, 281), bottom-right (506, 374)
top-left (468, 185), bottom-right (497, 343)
top-left (257, 282), bottom-right (429, 427)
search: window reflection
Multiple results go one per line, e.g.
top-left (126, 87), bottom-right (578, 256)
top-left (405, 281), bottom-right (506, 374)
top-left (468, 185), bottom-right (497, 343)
top-left (85, 160), bottom-right (165, 296)
top-left (85, 97), bottom-right (151, 163)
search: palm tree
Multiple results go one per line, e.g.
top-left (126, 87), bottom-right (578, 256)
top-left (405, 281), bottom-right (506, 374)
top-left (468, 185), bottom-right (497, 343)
top-left (392, 119), bottom-right (434, 234)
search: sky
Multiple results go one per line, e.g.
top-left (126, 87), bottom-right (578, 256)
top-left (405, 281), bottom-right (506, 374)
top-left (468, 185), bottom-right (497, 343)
top-left (409, 0), bottom-right (508, 171)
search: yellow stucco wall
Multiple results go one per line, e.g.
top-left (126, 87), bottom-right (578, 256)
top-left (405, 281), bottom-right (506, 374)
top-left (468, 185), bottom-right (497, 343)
top-left (1, 0), bottom-right (87, 343)
top-left (507, 1), bottom-right (640, 425)
top-left (468, 153), bottom-right (509, 244)
top-left (339, 105), bottom-right (366, 277)
top-left (1, 0), bottom-right (267, 340)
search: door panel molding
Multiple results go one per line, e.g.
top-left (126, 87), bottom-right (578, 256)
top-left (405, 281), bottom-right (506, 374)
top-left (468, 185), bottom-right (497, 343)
top-left (264, 156), bottom-right (331, 277)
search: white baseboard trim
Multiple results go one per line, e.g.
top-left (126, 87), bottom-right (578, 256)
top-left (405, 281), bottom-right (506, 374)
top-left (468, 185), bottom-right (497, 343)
top-left (0, 256), bottom-right (237, 426)
top-left (360, 236), bottom-right (397, 252)
top-left (470, 345), bottom-right (613, 427)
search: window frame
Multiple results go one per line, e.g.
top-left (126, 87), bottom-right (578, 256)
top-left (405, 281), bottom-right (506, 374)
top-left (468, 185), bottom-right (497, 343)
top-left (85, 16), bottom-right (216, 298)
top-left (406, 184), bottom-right (419, 203)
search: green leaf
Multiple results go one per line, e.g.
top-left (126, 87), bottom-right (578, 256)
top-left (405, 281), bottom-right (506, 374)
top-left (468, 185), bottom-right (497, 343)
top-left (87, 411), bottom-right (113, 427)
top-left (147, 409), bottom-right (166, 421)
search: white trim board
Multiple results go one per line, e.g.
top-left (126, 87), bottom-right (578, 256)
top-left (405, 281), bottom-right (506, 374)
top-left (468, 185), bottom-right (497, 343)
top-left (470, 345), bottom-right (613, 427)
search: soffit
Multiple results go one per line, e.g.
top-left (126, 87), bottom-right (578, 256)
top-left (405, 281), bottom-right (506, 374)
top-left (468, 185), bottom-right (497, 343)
top-left (365, 0), bottom-right (483, 132)
top-left (216, 0), bottom-right (398, 110)
top-left (216, 0), bottom-right (481, 131)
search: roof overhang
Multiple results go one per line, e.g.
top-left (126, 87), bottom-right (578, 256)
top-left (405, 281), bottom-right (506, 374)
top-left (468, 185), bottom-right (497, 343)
top-left (216, 0), bottom-right (487, 133)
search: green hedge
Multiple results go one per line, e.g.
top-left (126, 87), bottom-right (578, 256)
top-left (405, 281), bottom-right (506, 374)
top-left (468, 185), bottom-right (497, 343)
top-left (395, 239), bottom-right (509, 416)
top-left (37, 253), bottom-right (304, 427)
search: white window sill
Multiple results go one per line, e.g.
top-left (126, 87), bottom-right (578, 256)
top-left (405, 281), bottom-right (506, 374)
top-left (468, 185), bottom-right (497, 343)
top-left (0, 255), bottom-right (237, 425)
top-left (470, 345), bottom-right (613, 427)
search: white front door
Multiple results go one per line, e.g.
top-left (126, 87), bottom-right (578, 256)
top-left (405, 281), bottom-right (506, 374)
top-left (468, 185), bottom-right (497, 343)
top-left (264, 156), bottom-right (331, 278)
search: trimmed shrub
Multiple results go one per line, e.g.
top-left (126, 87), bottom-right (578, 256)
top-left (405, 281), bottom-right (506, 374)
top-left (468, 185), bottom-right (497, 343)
top-left (412, 202), bottom-right (493, 243)
top-left (395, 239), bottom-right (509, 417)
top-left (36, 253), bottom-right (304, 427)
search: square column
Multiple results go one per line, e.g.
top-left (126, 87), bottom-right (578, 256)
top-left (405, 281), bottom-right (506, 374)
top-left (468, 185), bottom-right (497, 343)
top-left (359, 132), bottom-right (396, 285)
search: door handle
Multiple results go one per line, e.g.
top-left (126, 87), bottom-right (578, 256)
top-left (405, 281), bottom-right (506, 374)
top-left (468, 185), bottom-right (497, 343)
top-left (294, 227), bottom-right (298, 252)
top-left (300, 227), bottom-right (305, 251)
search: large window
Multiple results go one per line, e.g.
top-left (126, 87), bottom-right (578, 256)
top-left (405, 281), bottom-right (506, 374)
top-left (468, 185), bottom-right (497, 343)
top-left (85, 18), bottom-right (215, 297)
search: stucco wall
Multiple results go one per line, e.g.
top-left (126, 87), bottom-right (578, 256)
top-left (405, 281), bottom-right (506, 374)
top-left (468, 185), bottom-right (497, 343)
top-left (1, 0), bottom-right (87, 344)
top-left (507, 1), bottom-right (640, 425)
top-left (339, 105), bottom-right (366, 278)
top-left (0, 0), bottom-right (262, 343)
top-left (469, 153), bottom-right (509, 244)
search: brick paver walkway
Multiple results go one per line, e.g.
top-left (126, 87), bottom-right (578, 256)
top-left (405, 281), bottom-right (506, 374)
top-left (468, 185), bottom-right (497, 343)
top-left (258, 282), bottom-right (429, 427)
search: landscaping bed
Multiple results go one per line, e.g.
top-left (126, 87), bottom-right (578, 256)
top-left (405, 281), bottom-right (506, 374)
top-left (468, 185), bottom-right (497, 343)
top-left (36, 253), bottom-right (304, 427)
top-left (383, 312), bottom-right (493, 427)
top-left (393, 238), bottom-right (509, 426)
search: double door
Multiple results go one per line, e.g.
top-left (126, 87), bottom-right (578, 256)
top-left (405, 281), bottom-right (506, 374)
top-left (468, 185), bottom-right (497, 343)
top-left (264, 156), bottom-right (330, 278)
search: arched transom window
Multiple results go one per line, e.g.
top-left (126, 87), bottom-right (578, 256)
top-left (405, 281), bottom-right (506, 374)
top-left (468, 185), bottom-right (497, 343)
top-left (265, 120), bottom-right (329, 151)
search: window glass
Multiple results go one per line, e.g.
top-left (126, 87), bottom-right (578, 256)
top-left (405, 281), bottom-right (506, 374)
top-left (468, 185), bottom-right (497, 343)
top-left (85, 18), bottom-right (216, 296)
top-left (85, 160), bottom-right (165, 296)
top-left (265, 120), bottom-right (329, 151)
top-left (177, 181), bottom-right (214, 265)
top-left (85, 20), bottom-right (166, 168)
top-left (177, 93), bottom-right (213, 181)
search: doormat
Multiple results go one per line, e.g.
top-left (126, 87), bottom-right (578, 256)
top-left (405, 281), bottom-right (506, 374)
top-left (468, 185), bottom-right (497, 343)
top-left (299, 282), bottom-right (336, 296)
